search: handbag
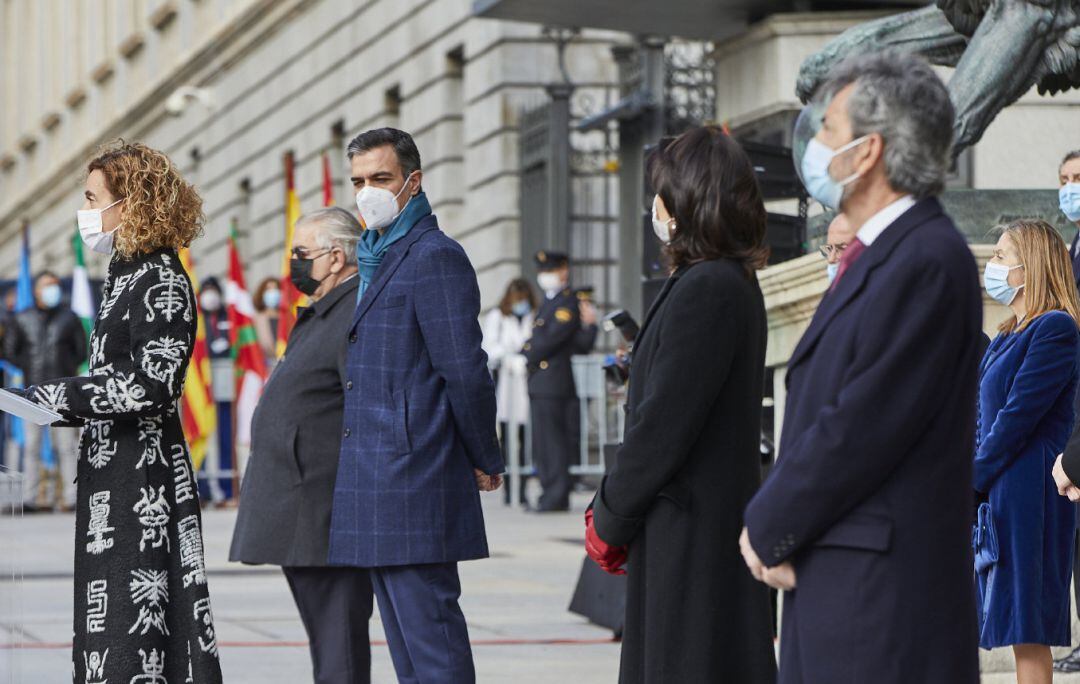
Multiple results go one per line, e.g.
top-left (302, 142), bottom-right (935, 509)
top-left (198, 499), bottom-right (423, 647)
top-left (972, 501), bottom-right (999, 624)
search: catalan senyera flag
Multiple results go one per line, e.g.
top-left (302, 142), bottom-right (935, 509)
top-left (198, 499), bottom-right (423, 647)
top-left (179, 248), bottom-right (216, 471)
top-left (276, 152), bottom-right (303, 357)
top-left (322, 150), bottom-right (335, 207)
top-left (227, 222), bottom-right (268, 449)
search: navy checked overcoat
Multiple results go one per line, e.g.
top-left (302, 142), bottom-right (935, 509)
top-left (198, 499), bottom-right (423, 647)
top-left (328, 215), bottom-right (504, 568)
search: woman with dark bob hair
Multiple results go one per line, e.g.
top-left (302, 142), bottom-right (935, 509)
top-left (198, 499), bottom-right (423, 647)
top-left (13, 141), bottom-right (223, 683)
top-left (585, 125), bottom-right (776, 683)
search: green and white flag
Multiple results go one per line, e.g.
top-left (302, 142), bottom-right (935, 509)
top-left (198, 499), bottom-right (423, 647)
top-left (71, 225), bottom-right (94, 374)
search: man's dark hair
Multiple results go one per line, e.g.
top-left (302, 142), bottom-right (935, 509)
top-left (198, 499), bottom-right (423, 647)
top-left (346, 127), bottom-right (422, 179)
top-left (649, 125), bottom-right (769, 275)
top-left (1061, 149), bottom-right (1080, 170)
top-left (34, 270), bottom-right (59, 285)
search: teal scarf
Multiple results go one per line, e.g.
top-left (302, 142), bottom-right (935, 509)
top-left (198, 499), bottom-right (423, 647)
top-left (356, 191), bottom-right (432, 301)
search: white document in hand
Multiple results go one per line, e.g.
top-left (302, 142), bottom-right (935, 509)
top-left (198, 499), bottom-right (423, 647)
top-left (0, 389), bottom-right (62, 425)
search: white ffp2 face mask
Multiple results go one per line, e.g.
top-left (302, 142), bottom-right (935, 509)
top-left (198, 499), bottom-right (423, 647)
top-left (537, 272), bottom-right (562, 293)
top-left (77, 198), bottom-right (123, 254)
top-left (355, 172), bottom-right (416, 231)
top-left (651, 195), bottom-right (675, 244)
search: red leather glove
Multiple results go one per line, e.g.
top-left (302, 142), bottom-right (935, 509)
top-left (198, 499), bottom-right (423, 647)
top-left (585, 508), bottom-right (628, 575)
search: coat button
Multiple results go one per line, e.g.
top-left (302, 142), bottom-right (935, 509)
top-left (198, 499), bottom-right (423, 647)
top-left (349, 333), bottom-right (358, 343)
top-left (535, 318), bottom-right (545, 327)
top-left (346, 381), bottom-right (354, 390)
top-left (539, 360), bottom-right (549, 370)
top-left (523, 342), bottom-right (531, 351)
top-left (344, 428), bottom-right (351, 437)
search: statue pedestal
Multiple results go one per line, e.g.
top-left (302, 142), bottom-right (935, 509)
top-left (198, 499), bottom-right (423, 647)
top-left (939, 189), bottom-right (1075, 243)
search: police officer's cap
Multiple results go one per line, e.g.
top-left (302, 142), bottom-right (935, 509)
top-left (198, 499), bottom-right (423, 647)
top-left (535, 250), bottom-right (569, 271)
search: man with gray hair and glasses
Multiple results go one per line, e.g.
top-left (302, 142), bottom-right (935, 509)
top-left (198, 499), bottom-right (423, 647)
top-left (740, 52), bottom-right (982, 683)
top-left (230, 206), bottom-right (373, 684)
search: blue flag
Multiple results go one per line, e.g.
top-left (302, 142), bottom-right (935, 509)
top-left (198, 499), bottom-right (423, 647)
top-left (10, 225), bottom-right (34, 451)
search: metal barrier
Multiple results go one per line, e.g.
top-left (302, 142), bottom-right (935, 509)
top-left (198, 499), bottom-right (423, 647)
top-left (0, 465), bottom-right (24, 683)
top-left (571, 354), bottom-right (620, 477)
top-left (502, 354), bottom-right (625, 506)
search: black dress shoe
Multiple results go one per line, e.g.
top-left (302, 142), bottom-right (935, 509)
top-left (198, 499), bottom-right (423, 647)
top-left (1054, 646), bottom-right (1080, 672)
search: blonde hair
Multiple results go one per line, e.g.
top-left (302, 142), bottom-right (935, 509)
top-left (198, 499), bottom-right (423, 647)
top-left (996, 218), bottom-right (1080, 334)
top-left (87, 140), bottom-right (204, 258)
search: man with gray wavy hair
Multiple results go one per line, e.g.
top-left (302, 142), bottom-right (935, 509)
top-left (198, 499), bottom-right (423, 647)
top-left (230, 205), bottom-right (373, 683)
top-left (740, 51), bottom-right (983, 683)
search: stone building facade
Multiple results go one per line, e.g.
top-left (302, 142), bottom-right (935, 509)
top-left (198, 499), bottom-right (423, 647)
top-left (0, 0), bottom-right (623, 308)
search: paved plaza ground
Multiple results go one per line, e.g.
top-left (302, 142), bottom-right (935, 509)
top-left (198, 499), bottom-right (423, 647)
top-left (4, 490), bottom-right (1080, 683)
top-left (1, 491), bottom-right (619, 683)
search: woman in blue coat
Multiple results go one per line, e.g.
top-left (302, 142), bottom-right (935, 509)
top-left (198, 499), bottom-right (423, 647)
top-left (976, 218), bottom-right (1080, 683)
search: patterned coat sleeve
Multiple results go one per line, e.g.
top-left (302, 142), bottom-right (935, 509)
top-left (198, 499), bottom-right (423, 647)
top-left (27, 259), bottom-right (193, 422)
top-left (414, 242), bottom-right (504, 475)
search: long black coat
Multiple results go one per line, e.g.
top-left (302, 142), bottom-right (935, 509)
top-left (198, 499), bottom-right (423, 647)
top-left (26, 249), bottom-right (222, 683)
top-left (592, 259), bottom-right (776, 684)
top-left (744, 198), bottom-right (982, 683)
top-left (229, 277), bottom-right (358, 566)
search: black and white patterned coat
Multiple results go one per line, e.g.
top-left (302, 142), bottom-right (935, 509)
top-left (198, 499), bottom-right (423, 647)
top-left (27, 248), bottom-right (223, 684)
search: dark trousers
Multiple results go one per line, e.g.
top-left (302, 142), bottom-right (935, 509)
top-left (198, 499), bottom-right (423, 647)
top-left (530, 396), bottom-right (578, 511)
top-left (499, 421), bottom-right (528, 505)
top-left (283, 566), bottom-right (374, 684)
top-left (370, 563), bottom-right (475, 684)
top-left (1074, 505), bottom-right (1080, 622)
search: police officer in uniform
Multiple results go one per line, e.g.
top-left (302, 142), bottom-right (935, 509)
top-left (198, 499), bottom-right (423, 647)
top-left (523, 251), bottom-right (598, 512)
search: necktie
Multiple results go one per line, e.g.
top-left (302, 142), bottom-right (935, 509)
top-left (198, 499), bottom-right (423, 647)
top-left (830, 238), bottom-right (866, 292)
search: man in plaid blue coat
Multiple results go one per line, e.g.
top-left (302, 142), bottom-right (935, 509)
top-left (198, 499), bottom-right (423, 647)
top-left (329, 128), bottom-right (505, 683)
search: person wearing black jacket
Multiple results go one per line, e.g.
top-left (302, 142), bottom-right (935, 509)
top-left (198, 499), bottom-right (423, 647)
top-left (230, 207), bottom-right (372, 684)
top-left (4, 271), bottom-right (87, 509)
top-left (586, 126), bottom-right (776, 683)
top-left (522, 251), bottom-right (597, 512)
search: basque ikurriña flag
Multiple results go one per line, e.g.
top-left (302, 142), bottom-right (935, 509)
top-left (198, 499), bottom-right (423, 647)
top-left (226, 222), bottom-right (267, 450)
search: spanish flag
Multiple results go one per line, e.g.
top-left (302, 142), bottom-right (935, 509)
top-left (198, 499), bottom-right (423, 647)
top-left (276, 151), bottom-right (303, 357)
top-left (322, 150), bottom-right (335, 207)
top-left (179, 248), bottom-right (216, 471)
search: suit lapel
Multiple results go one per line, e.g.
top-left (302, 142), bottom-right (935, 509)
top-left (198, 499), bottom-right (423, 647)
top-left (786, 198), bottom-right (945, 373)
top-left (1071, 234), bottom-right (1080, 287)
top-left (352, 217), bottom-right (438, 326)
top-left (635, 268), bottom-right (684, 345)
top-left (980, 330), bottom-right (1023, 381)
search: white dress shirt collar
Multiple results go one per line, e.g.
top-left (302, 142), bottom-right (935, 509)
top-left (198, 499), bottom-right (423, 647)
top-left (856, 195), bottom-right (917, 246)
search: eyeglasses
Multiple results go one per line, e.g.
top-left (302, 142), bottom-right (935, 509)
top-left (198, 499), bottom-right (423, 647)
top-left (290, 247), bottom-right (333, 260)
top-left (818, 243), bottom-right (848, 259)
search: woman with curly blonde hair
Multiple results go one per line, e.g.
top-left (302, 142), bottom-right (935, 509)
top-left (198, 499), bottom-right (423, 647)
top-left (17, 141), bottom-right (223, 683)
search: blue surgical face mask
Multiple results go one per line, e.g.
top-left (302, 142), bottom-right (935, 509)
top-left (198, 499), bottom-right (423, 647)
top-left (1060, 183), bottom-right (1080, 223)
top-left (262, 288), bottom-right (281, 310)
top-left (984, 262), bottom-right (1024, 306)
top-left (800, 136), bottom-right (870, 210)
top-left (511, 300), bottom-right (530, 317)
top-left (826, 262), bottom-right (840, 285)
top-left (40, 284), bottom-right (62, 309)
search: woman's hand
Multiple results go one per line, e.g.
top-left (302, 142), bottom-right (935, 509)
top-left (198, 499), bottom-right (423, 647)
top-left (585, 509), bottom-right (628, 575)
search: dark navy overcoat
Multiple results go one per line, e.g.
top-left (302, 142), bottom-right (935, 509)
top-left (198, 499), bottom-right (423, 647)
top-left (744, 198), bottom-right (983, 683)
